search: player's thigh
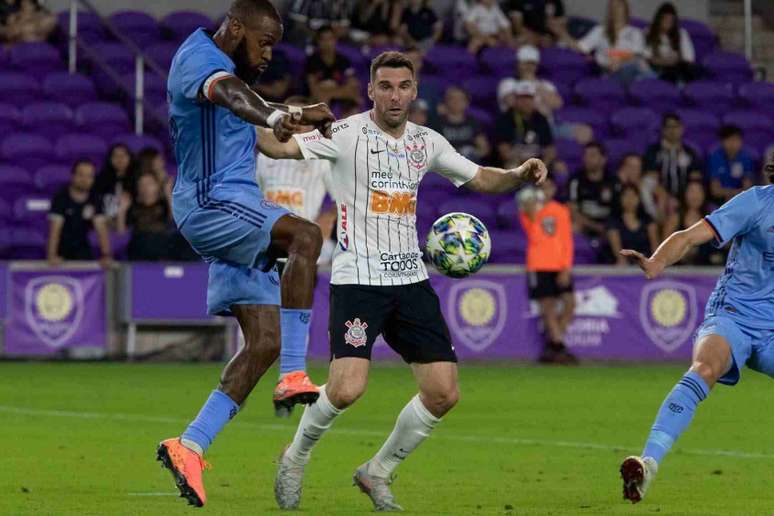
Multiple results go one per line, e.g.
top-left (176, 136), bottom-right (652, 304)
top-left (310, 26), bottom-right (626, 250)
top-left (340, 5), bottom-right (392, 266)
top-left (744, 329), bottom-right (774, 379)
top-left (206, 260), bottom-right (280, 316)
top-left (326, 356), bottom-right (371, 408)
top-left (693, 316), bottom-right (751, 386)
top-left (328, 284), bottom-right (393, 361)
top-left (384, 281), bottom-right (457, 364)
top-left (269, 212), bottom-right (323, 258)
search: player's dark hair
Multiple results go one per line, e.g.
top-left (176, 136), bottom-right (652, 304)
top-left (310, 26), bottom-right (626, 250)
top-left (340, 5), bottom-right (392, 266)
top-left (370, 51), bottom-right (415, 81)
top-left (719, 124), bottom-right (742, 140)
top-left (230, 0), bottom-right (281, 27)
top-left (585, 141), bottom-right (606, 156)
top-left (662, 112), bottom-right (681, 126)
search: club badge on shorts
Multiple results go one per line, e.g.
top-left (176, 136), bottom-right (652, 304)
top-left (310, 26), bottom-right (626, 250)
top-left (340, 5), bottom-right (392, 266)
top-left (344, 318), bottom-right (368, 347)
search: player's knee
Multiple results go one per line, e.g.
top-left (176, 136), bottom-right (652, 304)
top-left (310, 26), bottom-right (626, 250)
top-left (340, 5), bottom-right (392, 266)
top-left (244, 326), bottom-right (281, 360)
top-left (423, 386), bottom-right (460, 416)
top-left (690, 360), bottom-right (722, 385)
top-left (290, 222), bottom-right (323, 259)
top-left (326, 382), bottom-right (365, 409)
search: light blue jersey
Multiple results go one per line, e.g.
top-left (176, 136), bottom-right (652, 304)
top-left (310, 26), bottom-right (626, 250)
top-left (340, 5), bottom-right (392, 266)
top-left (166, 29), bottom-right (288, 315)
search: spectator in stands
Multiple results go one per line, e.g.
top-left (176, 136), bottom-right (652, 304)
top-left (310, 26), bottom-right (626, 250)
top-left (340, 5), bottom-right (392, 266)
top-left (644, 2), bottom-right (697, 84)
top-left (405, 46), bottom-right (443, 112)
top-left (607, 184), bottom-right (658, 266)
top-left (0, 0), bottom-right (20, 31)
top-left (254, 48), bottom-right (291, 102)
top-left (464, 0), bottom-right (512, 54)
top-left (305, 25), bottom-right (362, 107)
top-left (397, 0), bottom-right (443, 51)
top-left (494, 80), bottom-right (554, 169)
top-left (518, 178), bottom-right (577, 364)
top-left (134, 147), bottom-right (173, 208)
top-left (351, 0), bottom-right (398, 46)
top-left (614, 152), bottom-right (660, 221)
top-left (117, 172), bottom-right (175, 261)
top-left (707, 125), bottom-right (756, 203)
top-left (661, 180), bottom-right (725, 265)
top-left (47, 159), bottom-right (112, 268)
top-left (286, 0), bottom-right (351, 44)
top-left (505, 0), bottom-right (567, 47)
top-left (408, 98), bottom-right (429, 125)
top-left (643, 113), bottom-right (702, 204)
top-left (1, 0), bottom-right (54, 44)
top-left (432, 86), bottom-right (491, 162)
top-left (95, 144), bottom-right (134, 229)
top-left (560, 0), bottom-right (654, 86)
top-left (568, 142), bottom-right (615, 240)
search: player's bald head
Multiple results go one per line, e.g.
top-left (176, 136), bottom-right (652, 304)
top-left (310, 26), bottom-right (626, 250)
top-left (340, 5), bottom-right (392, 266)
top-left (229, 0), bottom-right (282, 30)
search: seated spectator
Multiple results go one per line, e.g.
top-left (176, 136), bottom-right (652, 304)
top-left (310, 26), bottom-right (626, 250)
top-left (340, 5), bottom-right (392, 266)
top-left (0, 0), bottom-right (20, 34)
top-left (117, 172), bottom-right (176, 261)
top-left (351, 0), bottom-right (397, 46)
top-left (397, 0), bottom-right (443, 51)
top-left (453, 0), bottom-right (474, 43)
top-left (408, 98), bottom-right (429, 125)
top-left (432, 86), bottom-right (491, 162)
top-left (305, 25), bottom-right (362, 107)
top-left (134, 147), bottom-right (173, 206)
top-left (498, 45), bottom-right (592, 144)
top-left (707, 125), bottom-right (756, 203)
top-left (405, 46), bottom-right (443, 112)
top-left (47, 159), bottom-right (112, 267)
top-left (568, 142), bottom-right (616, 239)
top-left (560, 0), bottom-right (654, 86)
top-left (662, 180), bottom-right (725, 265)
top-left (464, 0), bottom-right (512, 54)
top-left (643, 113), bottom-right (703, 210)
top-left (494, 81), bottom-right (554, 168)
top-left (95, 144), bottom-right (134, 228)
top-left (286, 0), bottom-right (351, 44)
top-left (1, 0), bottom-right (55, 44)
top-left (614, 152), bottom-right (661, 221)
top-left (505, 0), bottom-right (567, 47)
top-left (607, 184), bottom-right (658, 266)
top-left (644, 2), bottom-right (697, 84)
top-left (254, 48), bottom-right (291, 102)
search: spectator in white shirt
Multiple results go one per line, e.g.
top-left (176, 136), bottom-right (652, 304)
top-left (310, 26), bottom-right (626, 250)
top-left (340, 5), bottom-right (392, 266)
top-left (560, 0), bottom-right (655, 86)
top-left (464, 0), bottom-right (513, 54)
top-left (644, 2), bottom-right (697, 84)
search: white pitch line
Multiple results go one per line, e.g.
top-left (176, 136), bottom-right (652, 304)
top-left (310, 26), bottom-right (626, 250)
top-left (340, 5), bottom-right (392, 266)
top-left (128, 492), bottom-right (178, 497)
top-left (1, 405), bottom-right (772, 461)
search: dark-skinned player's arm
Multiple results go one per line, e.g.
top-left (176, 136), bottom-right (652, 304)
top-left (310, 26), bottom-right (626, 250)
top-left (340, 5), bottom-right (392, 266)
top-left (465, 158), bottom-right (548, 193)
top-left (265, 101), bottom-right (336, 138)
top-left (622, 220), bottom-right (714, 279)
top-left (254, 126), bottom-right (305, 159)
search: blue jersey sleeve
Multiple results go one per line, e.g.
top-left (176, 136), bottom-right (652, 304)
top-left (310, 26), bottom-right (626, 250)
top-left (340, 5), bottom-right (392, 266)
top-left (176, 44), bottom-right (233, 100)
top-left (705, 187), bottom-right (760, 247)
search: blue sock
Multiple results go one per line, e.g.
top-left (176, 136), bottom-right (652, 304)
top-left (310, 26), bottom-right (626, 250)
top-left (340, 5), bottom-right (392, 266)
top-left (279, 308), bottom-right (312, 375)
top-left (642, 371), bottom-right (710, 464)
top-left (181, 390), bottom-right (239, 454)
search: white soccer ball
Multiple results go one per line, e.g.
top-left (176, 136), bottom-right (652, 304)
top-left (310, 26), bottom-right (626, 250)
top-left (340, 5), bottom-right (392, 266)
top-left (425, 212), bottom-right (491, 278)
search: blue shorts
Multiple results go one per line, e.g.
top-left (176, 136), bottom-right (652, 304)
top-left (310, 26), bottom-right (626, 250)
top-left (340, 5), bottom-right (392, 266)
top-left (178, 190), bottom-right (289, 316)
top-left (696, 315), bottom-right (774, 385)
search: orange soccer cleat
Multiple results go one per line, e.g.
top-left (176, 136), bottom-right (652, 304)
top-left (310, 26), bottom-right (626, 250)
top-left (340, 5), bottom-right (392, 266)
top-left (156, 438), bottom-right (210, 507)
top-left (273, 371), bottom-right (320, 416)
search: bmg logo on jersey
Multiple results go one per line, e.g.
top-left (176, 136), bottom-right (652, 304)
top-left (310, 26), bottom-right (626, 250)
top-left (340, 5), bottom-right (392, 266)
top-left (369, 191), bottom-right (416, 215)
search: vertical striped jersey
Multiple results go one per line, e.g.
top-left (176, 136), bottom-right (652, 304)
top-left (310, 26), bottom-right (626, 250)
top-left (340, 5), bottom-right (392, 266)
top-left (294, 110), bottom-right (479, 286)
top-left (255, 153), bottom-right (333, 221)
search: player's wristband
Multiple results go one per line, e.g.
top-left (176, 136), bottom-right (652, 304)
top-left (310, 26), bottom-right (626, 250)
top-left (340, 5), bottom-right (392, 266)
top-left (266, 110), bottom-right (286, 128)
top-left (288, 105), bottom-right (303, 117)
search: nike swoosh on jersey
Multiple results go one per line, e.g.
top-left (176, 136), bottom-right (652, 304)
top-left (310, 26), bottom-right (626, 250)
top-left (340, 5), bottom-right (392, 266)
top-left (370, 149), bottom-right (385, 154)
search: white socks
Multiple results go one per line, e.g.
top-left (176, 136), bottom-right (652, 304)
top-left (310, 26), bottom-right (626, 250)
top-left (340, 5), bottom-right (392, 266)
top-left (286, 385), bottom-right (342, 465)
top-left (367, 394), bottom-right (441, 479)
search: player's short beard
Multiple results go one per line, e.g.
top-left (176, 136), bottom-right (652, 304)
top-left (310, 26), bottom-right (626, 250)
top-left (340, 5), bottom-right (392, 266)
top-left (381, 106), bottom-right (407, 128)
top-left (233, 38), bottom-right (262, 86)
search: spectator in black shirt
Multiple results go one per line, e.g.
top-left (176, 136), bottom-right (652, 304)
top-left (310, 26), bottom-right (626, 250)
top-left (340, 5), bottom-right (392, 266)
top-left (607, 184), bottom-right (658, 266)
top-left (506, 0), bottom-right (566, 47)
top-left (287, 0), bottom-right (351, 44)
top-left (47, 159), bottom-right (112, 267)
top-left (254, 47), bottom-right (291, 102)
top-left (660, 180), bottom-right (724, 265)
top-left (352, 0), bottom-right (397, 47)
top-left (433, 86), bottom-right (491, 162)
top-left (494, 80), bottom-right (554, 168)
top-left (305, 25), bottom-right (362, 106)
top-left (405, 47), bottom-right (443, 112)
top-left (568, 142), bottom-right (616, 239)
top-left (398, 0), bottom-right (443, 51)
top-left (118, 172), bottom-right (175, 261)
top-left (95, 143), bottom-right (134, 228)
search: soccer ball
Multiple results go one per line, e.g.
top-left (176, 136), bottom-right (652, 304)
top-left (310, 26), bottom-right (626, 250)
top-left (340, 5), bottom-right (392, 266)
top-left (425, 212), bottom-right (491, 278)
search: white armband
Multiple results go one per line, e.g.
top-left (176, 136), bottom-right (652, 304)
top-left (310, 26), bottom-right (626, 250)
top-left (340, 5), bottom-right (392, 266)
top-left (266, 110), bottom-right (286, 128)
top-left (288, 105), bottom-right (303, 117)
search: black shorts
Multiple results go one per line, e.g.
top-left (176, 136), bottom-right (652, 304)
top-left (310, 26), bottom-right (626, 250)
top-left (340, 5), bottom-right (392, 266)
top-left (527, 271), bottom-right (574, 300)
top-left (329, 281), bottom-right (457, 364)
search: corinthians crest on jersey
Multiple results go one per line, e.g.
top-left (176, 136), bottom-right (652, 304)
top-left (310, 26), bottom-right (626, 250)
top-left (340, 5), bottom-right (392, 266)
top-left (293, 111), bottom-right (480, 287)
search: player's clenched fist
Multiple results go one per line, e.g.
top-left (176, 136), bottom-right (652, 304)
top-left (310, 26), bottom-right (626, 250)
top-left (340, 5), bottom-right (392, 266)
top-left (301, 103), bottom-right (336, 138)
top-left (273, 113), bottom-right (302, 143)
top-left (517, 157), bottom-right (548, 186)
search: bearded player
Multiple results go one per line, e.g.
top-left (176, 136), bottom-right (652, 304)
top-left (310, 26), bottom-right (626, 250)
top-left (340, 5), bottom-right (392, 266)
top-left (155, 0), bottom-right (335, 507)
top-left (256, 51), bottom-right (547, 511)
top-left (619, 161), bottom-right (774, 504)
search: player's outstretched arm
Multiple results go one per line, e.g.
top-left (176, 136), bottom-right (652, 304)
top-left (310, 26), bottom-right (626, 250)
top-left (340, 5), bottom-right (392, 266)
top-left (267, 101), bottom-right (335, 138)
top-left (621, 220), bottom-right (714, 279)
top-left (255, 127), bottom-right (304, 159)
top-left (465, 158), bottom-right (548, 193)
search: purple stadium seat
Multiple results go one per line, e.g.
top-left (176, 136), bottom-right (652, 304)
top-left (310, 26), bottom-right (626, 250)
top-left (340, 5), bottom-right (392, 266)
top-left (438, 198), bottom-right (497, 229)
top-left (610, 107), bottom-right (660, 138)
top-left (120, 72), bottom-right (167, 100)
top-left (420, 171), bottom-right (454, 190)
top-left (574, 77), bottom-right (626, 112)
top-left (145, 42), bottom-right (179, 72)
top-left (111, 133), bottom-right (164, 153)
top-left (738, 82), bottom-right (774, 111)
top-left (424, 45), bottom-right (477, 76)
top-left (479, 46), bottom-right (515, 78)
top-left (629, 17), bottom-right (647, 29)
top-left (539, 47), bottom-right (591, 84)
top-left (463, 76), bottom-right (498, 111)
top-left (603, 137), bottom-right (648, 169)
top-left (91, 43), bottom-right (135, 74)
top-left (488, 229), bottom-right (526, 264)
top-left (55, 134), bottom-right (108, 166)
top-left (34, 165), bottom-right (72, 193)
top-left (336, 43), bottom-right (367, 72)
top-left (702, 51), bottom-right (752, 84)
top-left (683, 81), bottom-right (735, 113)
top-left (109, 10), bottom-right (161, 46)
top-left (628, 79), bottom-right (680, 112)
top-left (675, 108), bottom-right (720, 131)
top-left (467, 106), bottom-right (494, 130)
top-left (573, 233), bottom-right (598, 264)
top-left (8, 42), bottom-right (63, 79)
top-left (0, 199), bottom-right (10, 221)
top-left (554, 107), bottom-right (609, 139)
top-left (496, 199), bottom-right (519, 229)
top-left (680, 19), bottom-right (716, 60)
top-left (75, 102), bottom-right (132, 136)
top-left (42, 72), bottom-right (98, 107)
top-left (723, 110), bottom-right (773, 132)
top-left (0, 103), bottom-right (20, 134)
top-left (22, 102), bottom-right (75, 136)
top-left (1, 133), bottom-right (54, 172)
top-left (366, 45), bottom-right (403, 63)
top-left (275, 43), bottom-right (306, 78)
top-left (160, 10), bottom-right (213, 41)
top-left (0, 72), bottom-right (41, 104)
top-left (742, 129), bottom-right (774, 156)
top-left (0, 165), bottom-right (34, 190)
top-left (13, 195), bottom-right (50, 222)
top-left (554, 138), bottom-right (583, 165)
top-left (57, 10), bottom-right (106, 43)
top-left (9, 228), bottom-right (47, 259)
top-left (683, 131), bottom-right (716, 159)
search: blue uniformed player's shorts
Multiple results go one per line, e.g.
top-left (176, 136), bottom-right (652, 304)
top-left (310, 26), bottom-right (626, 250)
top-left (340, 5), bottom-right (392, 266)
top-left (696, 315), bottom-right (774, 385)
top-left (178, 189), bottom-right (289, 316)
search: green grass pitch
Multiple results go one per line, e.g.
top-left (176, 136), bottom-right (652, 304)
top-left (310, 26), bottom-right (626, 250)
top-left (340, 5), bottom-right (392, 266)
top-left (2, 362), bottom-right (773, 515)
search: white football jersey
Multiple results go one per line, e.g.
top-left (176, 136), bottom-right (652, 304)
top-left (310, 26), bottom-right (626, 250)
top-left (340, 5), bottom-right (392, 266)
top-left (294, 111), bottom-right (479, 286)
top-left (255, 153), bottom-right (333, 221)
